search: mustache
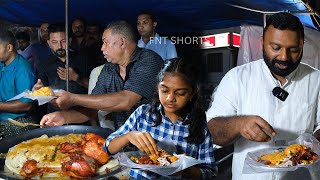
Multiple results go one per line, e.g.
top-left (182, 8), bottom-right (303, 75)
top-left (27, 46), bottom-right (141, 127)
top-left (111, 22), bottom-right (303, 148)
top-left (56, 48), bottom-right (65, 52)
top-left (271, 59), bottom-right (290, 66)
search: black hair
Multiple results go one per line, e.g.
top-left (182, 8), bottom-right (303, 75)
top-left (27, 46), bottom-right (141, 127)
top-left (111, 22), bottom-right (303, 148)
top-left (106, 21), bottom-right (136, 43)
top-left (15, 31), bottom-right (30, 41)
top-left (72, 17), bottom-right (87, 28)
top-left (149, 58), bottom-right (207, 144)
top-left (263, 12), bottom-right (304, 40)
top-left (48, 23), bottom-right (66, 35)
top-left (0, 29), bottom-right (16, 49)
top-left (138, 10), bottom-right (157, 23)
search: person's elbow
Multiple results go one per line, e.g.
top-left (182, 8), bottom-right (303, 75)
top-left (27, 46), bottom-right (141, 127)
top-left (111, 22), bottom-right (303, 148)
top-left (21, 103), bottom-right (34, 112)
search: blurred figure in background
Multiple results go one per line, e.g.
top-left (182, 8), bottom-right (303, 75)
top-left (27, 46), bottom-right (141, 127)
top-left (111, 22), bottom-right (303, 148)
top-left (15, 31), bottom-right (40, 72)
top-left (137, 10), bottom-right (177, 61)
top-left (34, 23), bottom-right (51, 63)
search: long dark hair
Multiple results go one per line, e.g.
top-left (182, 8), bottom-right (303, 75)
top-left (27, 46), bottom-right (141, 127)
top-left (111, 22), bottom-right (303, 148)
top-left (149, 58), bottom-right (206, 144)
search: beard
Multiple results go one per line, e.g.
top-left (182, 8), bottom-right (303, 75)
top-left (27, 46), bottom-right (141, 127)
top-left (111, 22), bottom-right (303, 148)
top-left (263, 50), bottom-right (302, 77)
top-left (53, 48), bottom-right (66, 58)
top-left (73, 31), bottom-right (84, 37)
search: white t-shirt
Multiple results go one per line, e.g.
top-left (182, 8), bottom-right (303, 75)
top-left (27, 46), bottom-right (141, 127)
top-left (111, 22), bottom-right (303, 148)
top-left (206, 59), bottom-right (320, 180)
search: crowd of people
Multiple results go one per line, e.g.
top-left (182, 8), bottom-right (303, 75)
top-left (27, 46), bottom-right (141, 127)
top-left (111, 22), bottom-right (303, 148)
top-left (0, 11), bottom-right (319, 180)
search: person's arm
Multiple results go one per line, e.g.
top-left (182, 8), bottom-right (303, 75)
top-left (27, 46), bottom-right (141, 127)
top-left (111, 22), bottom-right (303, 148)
top-left (0, 100), bottom-right (33, 113)
top-left (52, 90), bottom-right (142, 111)
top-left (208, 115), bottom-right (276, 146)
top-left (57, 67), bottom-right (88, 88)
top-left (108, 131), bottom-right (158, 155)
top-left (40, 107), bottom-right (97, 126)
top-left (105, 105), bottom-right (158, 155)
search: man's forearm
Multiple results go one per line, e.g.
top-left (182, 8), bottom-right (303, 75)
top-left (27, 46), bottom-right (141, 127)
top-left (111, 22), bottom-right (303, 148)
top-left (0, 101), bottom-right (33, 113)
top-left (63, 107), bottom-right (97, 124)
top-left (72, 90), bottom-right (140, 112)
top-left (207, 116), bottom-right (242, 146)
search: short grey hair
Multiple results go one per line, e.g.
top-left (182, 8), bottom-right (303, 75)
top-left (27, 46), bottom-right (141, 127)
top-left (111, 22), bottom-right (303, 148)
top-left (105, 21), bottom-right (136, 43)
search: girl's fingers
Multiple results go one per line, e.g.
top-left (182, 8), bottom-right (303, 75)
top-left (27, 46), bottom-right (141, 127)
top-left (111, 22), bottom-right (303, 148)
top-left (145, 133), bottom-right (158, 155)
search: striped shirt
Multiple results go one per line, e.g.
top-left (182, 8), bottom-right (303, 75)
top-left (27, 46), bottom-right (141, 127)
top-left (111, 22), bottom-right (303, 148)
top-left (105, 104), bottom-right (217, 179)
top-left (92, 47), bottom-right (163, 129)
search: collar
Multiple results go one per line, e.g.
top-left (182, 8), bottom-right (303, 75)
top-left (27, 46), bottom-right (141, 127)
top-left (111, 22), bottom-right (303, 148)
top-left (158, 104), bottom-right (190, 123)
top-left (129, 46), bottom-right (142, 63)
top-left (139, 33), bottom-right (160, 45)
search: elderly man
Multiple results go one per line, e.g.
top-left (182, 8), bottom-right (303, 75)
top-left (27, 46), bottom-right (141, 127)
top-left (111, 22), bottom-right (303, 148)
top-left (40, 21), bottom-right (163, 129)
top-left (0, 30), bottom-right (37, 138)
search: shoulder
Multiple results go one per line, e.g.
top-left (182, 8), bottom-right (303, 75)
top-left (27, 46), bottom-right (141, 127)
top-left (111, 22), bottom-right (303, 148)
top-left (225, 59), bottom-right (265, 79)
top-left (135, 104), bottom-right (152, 113)
top-left (295, 63), bottom-right (320, 80)
top-left (15, 54), bottom-right (32, 69)
top-left (139, 48), bottom-right (163, 64)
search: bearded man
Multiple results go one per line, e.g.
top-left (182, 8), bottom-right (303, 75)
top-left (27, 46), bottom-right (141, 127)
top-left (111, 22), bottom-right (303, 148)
top-left (36, 23), bottom-right (90, 113)
top-left (206, 12), bottom-right (320, 180)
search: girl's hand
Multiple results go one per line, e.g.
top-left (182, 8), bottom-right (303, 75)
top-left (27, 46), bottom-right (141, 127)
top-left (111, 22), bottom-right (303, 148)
top-left (127, 131), bottom-right (158, 155)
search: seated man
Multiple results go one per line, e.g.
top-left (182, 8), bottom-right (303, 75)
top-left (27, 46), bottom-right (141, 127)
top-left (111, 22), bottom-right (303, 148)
top-left (39, 21), bottom-right (163, 130)
top-left (0, 30), bottom-right (37, 138)
top-left (36, 23), bottom-right (90, 113)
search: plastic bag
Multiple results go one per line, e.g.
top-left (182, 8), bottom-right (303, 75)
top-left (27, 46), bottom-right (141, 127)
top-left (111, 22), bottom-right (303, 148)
top-left (114, 151), bottom-right (206, 176)
top-left (114, 137), bottom-right (207, 176)
top-left (8, 89), bottom-right (63, 105)
top-left (243, 133), bottom-right (320, 175)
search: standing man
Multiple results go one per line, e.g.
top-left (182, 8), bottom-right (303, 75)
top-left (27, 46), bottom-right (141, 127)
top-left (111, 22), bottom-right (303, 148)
top-left (15, 31), bottom-right (40, 72)
top-left (206, 12), bottom-right (320, 180)
top-left (0, 30), bottom-right (37, 138)
top-left (39, 21), bottom-right (163, 129)
top-left (34, 23), bottom-right (51, 63)
top-left (137, 11), bottom-right (177, 61)
top-left (36, 23), bottom-right (90, 113)
top-left (70, 18), bottom-right (86, 53)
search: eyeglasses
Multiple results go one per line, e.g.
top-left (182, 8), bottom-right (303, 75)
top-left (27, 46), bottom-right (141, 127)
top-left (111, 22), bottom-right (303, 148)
top-left (272, 87), bottom-right (289, 101)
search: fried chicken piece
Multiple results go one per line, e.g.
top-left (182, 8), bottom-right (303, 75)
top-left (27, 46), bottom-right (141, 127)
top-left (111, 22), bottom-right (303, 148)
top-left (61, 154), bottom-right (97, 178)
top-left (82, 138), bottom-right (110, 164)
top-left (83, 133), bottom-right (106, 144)
top-left (20, 159), bottom-right (39, 178)
top-left (60, 142), bottom-right (82, 153)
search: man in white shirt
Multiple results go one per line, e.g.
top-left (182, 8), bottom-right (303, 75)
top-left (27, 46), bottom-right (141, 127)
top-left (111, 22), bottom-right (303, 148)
top-left (206, 12), bottom-right (320, 180)
top-left (137, 11), bottom-right (177, 61)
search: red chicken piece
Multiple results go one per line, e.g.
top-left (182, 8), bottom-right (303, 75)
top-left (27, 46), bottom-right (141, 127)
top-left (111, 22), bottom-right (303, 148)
top-left (20, 159), bottom-right (39, 178)
top-left (60, 142), bottom-right (82, 153)
top-left (82, 138), bottom-right (110, 165)
top-left (61, 154), bottom-right (97, 178)
top-left (83, 133), bottom-right (106, 144)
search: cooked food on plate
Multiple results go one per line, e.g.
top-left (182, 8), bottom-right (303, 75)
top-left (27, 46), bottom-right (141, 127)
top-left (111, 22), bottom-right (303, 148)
top-left (30, 87), bottom-right (52, 96)
top-left (130, 149), bottom-right (179, 166)
top-left (257, 144), bottom-right (318, 167)
top-left (5, 133), bottom-right (119, 179)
